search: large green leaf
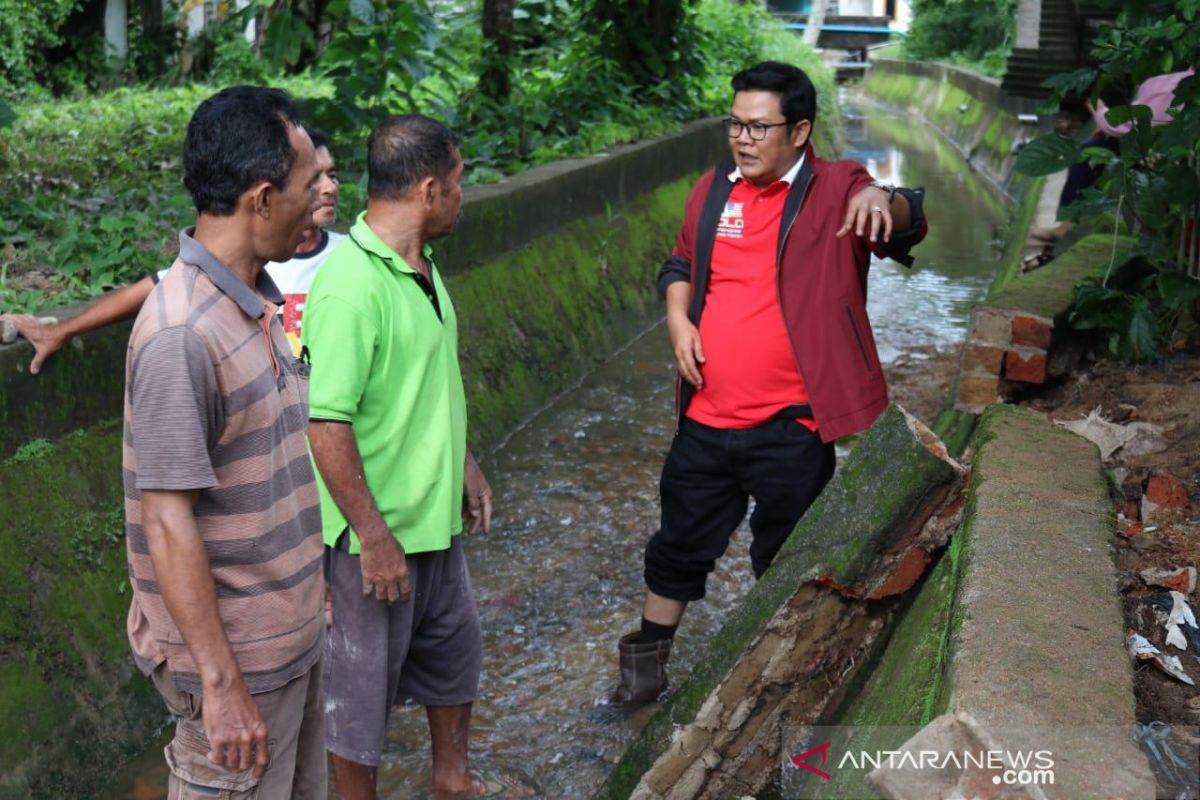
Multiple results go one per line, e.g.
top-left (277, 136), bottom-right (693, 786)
top-left (1015, 134), bottom-right (1082, 177)
top-left (1042, 68), bottom-right (1098, 98)
top-left (1122, 296), bottom-right (1159, 361)
top-left (1157, 269), bottom-right (1200, 310)
top-left (0, 99), bottom-right (15, 129)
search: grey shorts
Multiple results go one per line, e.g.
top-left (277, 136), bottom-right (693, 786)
top-left (323, 533), bottom-right (482, 766)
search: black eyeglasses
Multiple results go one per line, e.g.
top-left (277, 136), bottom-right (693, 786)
top-left (723, 118), bottom-right (790, 141)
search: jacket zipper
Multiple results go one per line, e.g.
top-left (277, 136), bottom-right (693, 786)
top-left (775, 176), bottom-right (814, 413)
top-left (845, 306), bottom-right (873, 371)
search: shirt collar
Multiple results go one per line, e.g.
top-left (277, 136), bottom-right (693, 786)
top-left (177, 229), bottom-right (282, 320)
top-left (728, 151), bottom-right (807, 186)
top-left (349, 211), bottom-right (435, 275)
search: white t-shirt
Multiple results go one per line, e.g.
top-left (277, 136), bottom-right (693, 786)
top-left (157, 230), bottom-right (347, 356)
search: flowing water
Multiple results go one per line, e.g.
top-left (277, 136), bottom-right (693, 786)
top-left (100, 101), bottom-right (1009, 800)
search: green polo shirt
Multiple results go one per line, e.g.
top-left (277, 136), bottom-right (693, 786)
top-left (303, 212), bottom-right (467, 554)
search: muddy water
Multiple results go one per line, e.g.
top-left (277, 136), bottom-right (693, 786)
top-left (100, 103), bottom-right (1006, 800)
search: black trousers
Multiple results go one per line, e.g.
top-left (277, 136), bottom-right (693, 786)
top-left (644, 416), bottom-right (836, 602)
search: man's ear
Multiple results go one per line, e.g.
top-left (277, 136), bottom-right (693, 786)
top-left (791, 119), bottom-right (812, 151)
top-left (249, 181), bottom-right (273, 219)
top-left (419, 176), bottom-right (436, 209)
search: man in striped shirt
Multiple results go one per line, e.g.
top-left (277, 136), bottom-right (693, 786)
top-left (123, 86), bottom-right (327, 799)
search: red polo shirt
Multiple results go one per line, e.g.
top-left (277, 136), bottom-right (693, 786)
top-left (686, 161), bottom-right (816, 431)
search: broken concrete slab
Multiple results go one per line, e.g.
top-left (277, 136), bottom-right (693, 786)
top-left (947, 405), bottom-right (1155, 798)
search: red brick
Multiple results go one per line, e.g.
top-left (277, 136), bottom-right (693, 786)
top-left (868, 548), bottom-right (932, 599)
top-left (1004, 349), bottom-right (1048, 384)
top-left (1011, 315), bottom-right (1053, 349)
top-left (1146, 473), bottom-right (1192, 509)
top-left (960, 343), bottom-right (1005, 374)
top-left (955, 374), bottom-right (1001, 410)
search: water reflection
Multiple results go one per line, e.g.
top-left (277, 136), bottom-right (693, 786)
top-left (102, 104), bottom-right (1008, 800)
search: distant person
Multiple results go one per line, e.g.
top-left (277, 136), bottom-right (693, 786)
top-left (605, 61), bottom-right (927, 709)
top-left (123, 86), bottom-right (326, 798)
top-left (304, 115), bottom-right (530, 799)
top-left (0, 130), bottom-right (344, 369)
top-left (1033, 67), bottom-right (1195, 242)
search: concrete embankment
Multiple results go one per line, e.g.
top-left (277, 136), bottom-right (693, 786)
top-left (595, 63), bottom-right (1155, 799)
top-left (0, 113), bottom-right (797, 799)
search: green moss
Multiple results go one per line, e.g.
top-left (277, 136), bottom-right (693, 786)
top-left (982, 113), bottom-right (1015, 163)
top-left (988, 173), bottom-right (1046, 296)
top-left (0, 423), bottom-right (164, 798)
top-left (0, 663), bottom-right (65, 768)
top-left (988, 233), bottom-right (1135, 318)
top-left (450, 177), bottom-right (691, 451)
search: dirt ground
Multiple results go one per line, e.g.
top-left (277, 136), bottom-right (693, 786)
top-left (1024, 351), bottom-right (1200, 795)
top-left (883, 344), bottom-right (958, 427)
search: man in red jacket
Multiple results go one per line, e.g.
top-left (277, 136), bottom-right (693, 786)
top-left (610, 61), bottom-right (927, 705)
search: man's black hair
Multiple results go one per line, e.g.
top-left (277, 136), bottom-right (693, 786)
top-left (367, 114), bottom-right (460, 201)
top-left (183, 86), bottom-right (304, 216)
top-left (731, 61), bottom-right (818, 131)
top-left (308, 127), bottom-right (330, 152)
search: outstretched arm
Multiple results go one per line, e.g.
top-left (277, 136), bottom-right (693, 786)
top-left (0, 276), bottom-right (155, 374)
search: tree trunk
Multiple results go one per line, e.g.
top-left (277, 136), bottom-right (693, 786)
top-left (481, 0), bottom-right (514, 101)
top-left (803, 0), bottom-right (829, 47)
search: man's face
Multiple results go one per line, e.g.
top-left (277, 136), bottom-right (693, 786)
top-left (259, 124), bottom-right (320, 262)
top-left (728, 90), bottom-right (811, 187)
top-left (429, 148), bottom-right (464, 239)
top-left (312, 146), bottom-right (339, 228)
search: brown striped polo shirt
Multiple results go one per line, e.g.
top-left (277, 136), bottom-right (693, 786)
top-left (123, 230), bottom-right (324, 696)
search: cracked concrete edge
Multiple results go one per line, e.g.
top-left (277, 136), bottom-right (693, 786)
top-left (942, 404), bottom-right (1155, 798)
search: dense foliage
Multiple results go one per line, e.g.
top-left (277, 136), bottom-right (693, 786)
top-left (1016, 0), bottom-right (1200, 361)
top-left (0, 0), bottom-right (834, 313)
top-left (903, 0), bottom-right (1017, 77)
top-left (0, 0), bottom-right (79, 90)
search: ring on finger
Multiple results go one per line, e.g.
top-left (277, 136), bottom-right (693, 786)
top-left (871, 205), bottom-right (883, 213)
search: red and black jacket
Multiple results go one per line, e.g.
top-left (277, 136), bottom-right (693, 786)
top-left (658, 145), bottom-right (927, 443)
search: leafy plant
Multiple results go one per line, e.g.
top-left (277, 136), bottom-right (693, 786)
top-left (905, 0), bottom-right (1017, 78)
top-left (1069, 255), bottom-right (1200, 361)
top-left (1017, 0), bottom-right (1200, 360)
top-left (0, 0), bottom-right (80, 91)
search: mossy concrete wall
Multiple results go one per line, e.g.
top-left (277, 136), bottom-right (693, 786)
top-left (0, 119), bottom-right (732, 799)
top-left (863, 58), bottom-right (1041, 202)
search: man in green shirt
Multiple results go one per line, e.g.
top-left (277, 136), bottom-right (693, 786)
top-left (304, 115), bottom-right (495, 799)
